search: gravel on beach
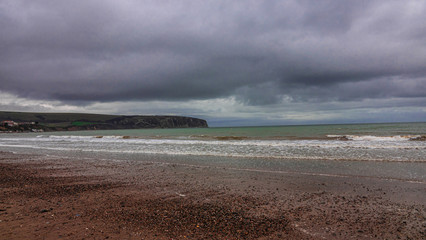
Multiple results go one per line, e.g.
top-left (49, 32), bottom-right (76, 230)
top-left (0, 152), bottom-right (425, 239)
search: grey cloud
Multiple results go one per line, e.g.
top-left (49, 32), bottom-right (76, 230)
top-left (1, 0), bottom-right (425, 110)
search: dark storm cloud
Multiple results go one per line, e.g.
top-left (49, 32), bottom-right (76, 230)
top-left (1, 0), bottom-right (425, 106)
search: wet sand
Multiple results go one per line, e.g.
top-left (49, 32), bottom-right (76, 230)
top-left (0, 151), bottom-right (425, 239)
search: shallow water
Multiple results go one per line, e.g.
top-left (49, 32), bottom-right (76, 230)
top-left (1, 122), bottom-right (425, 182)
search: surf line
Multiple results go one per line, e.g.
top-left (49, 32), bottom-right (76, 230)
top-left (149, 161), bottom-right (426, 185)
top-left (20, 152), bottom-right (425, 185)
top-left (224, 166), bottom-right (426, 185)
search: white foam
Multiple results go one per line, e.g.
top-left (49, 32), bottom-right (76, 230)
top-left (2, 133), bottom-right (425, 163)
top-left (327, 135), bottom-right (421, 141)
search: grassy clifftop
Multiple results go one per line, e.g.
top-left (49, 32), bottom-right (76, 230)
top-left (0, 111), bottom-right (208, 131)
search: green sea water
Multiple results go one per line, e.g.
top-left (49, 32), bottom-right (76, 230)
top-left (1, 122), bottom-right (425, 182)
top-left (40, 122), bottom-right (426, 140)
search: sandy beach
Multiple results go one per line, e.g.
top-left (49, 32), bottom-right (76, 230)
top-left (0, 151), bottom-right (424, 239)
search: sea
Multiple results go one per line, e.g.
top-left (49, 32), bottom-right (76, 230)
top-left (1, 122), bottom-right (425, 183)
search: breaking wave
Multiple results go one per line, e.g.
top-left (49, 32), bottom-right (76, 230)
top-left (0, 133), bottom-right (423, 163)
top-left (327, 135), bottom-right (426, 141)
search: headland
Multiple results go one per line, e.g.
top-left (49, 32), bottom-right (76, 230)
top-left (0, 111), bottom-right (208, 132)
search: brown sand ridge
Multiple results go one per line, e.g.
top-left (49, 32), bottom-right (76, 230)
top-left (0, 151), bottom-right (425, 239)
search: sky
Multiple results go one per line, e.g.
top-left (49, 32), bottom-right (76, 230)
top-left (1, 0), bottom-right (425, 126)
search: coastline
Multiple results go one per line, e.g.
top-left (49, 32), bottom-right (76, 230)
top-left (1, 151), bottom-right (424, 239)
top-left (0, 111), bottom-right (208, 133)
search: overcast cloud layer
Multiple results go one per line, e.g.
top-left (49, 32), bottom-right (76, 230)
top-left (1, 0), bottom-right (425, 126)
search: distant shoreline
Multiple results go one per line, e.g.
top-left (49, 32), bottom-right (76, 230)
top-left (0, 111), bottom-right (208, 132)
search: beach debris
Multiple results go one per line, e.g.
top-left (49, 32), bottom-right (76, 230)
top-left (176, 192), bottom-right (186, 197)
top-left (39, 208), bottom-right (53, 213)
